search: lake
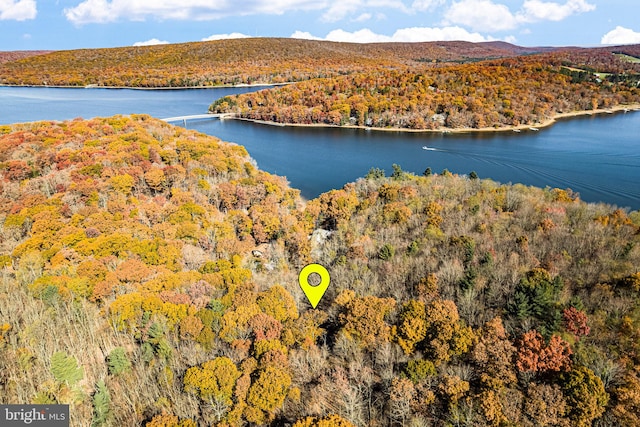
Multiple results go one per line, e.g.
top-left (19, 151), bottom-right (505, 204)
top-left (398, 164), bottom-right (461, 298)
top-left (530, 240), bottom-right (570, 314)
top-left (1, 86), bottom-right (639, 209)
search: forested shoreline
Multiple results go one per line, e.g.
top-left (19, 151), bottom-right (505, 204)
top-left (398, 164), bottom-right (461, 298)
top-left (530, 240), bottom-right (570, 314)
top-left (2, 38), bottom-right (640, 426)
top-left (224, 99), bottom-right (640, 134)
top-left (210, 57), bottom-right (640, 131)
top-left (2, 38), bottom-right (639, 132)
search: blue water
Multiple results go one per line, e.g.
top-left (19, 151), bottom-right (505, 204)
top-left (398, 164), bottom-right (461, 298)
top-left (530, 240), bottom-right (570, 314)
top-left (190, 113), bottom-right (640, 209)
top-left (0, 86), bottom-right (261, 123)
top-left (1, 86), bottom-right (639, 209)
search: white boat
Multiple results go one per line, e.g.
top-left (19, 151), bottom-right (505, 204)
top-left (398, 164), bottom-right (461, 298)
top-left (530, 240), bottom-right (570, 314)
top-left (513, 129), bottom-right (521, 133)
top-left (529, 127), bottom-right (539, 131)
top-left (422, 146), bottom-right (437, 151)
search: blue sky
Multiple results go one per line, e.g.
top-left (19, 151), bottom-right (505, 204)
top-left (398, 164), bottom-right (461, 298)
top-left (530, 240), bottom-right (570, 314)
top-left (0, 0), bottom-right (639, 50)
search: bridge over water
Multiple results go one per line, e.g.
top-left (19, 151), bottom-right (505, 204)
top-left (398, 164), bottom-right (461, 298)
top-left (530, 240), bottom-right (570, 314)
top-left (161, 113), bottom-right (232, 123)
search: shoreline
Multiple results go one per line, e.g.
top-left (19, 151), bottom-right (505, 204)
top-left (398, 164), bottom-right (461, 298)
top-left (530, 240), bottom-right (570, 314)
top-left (2, 81), bottom-right (637, 133)
top-left (227, 103), bottom-right (640, 134)
top-left (0, 82), bottom-right (292, 90)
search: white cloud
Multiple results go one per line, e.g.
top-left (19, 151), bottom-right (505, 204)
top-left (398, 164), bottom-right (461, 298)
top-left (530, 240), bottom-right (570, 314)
top-left (411, 0), bottom-right (446, 11)
top-left (290, 31), bottom-right (323, 40)
top-left (321, 0), bottom-right (407, 23)
top-left (392, 26), bottom-right (494, 42)
top-left (201, 32), bottom-right (250, 41)
top-left (518, 0), bottom-right (595, 23)
top-left (444, 0), bottom-right (518, 32)
top-left (65, 0), bottom-right (116, 24)
top-left (133, 38), bottom-right (170, 46)
top-left (65, 0), bottom-right (324, 25)
top-left (601, 26), bottom-right (640, 45)
top-left (321, 0), bottom-right (360, 22)
top-left (325, 28), bottom-right (392, 42)
top-left (352, 12), bottom-right (372, 22)
top-left (0, 0), bottom-right (36, 21)
top-left (63, 0), bottom-right (598, 30)
top-left (293, 26), bottom-right (499, 43)
top-left (443, 0), bottom-right (595, 33)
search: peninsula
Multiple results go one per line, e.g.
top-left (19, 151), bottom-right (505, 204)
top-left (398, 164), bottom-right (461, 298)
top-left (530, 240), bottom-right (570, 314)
top-left (2, 38), bottom-right (639, 132)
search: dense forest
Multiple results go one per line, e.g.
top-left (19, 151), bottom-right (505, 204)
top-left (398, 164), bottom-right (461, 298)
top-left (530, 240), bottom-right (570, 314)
top-left (1, 39), bottom-right (638, 89)
top-left (210, 59), bottom-right (640, 130)
top-left (0, 50), bottom-right (50, 64)
top-left (193, 41), bottom-right (640, 131)
top-left (0, 39), bottom-right (538, 88)
top-left (2, 116), bottom-right (640, 426)
top-left (2, 38), bottom-right (640, 131)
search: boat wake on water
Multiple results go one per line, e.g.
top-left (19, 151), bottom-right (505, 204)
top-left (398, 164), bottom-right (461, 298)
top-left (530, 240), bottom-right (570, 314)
top-left (423, 146), bottom-right (640, 205)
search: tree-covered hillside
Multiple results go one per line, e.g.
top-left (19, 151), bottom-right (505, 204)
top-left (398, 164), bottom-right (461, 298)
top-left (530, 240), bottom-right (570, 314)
top-left (3, 38), bottom-right (640, 132)
top-left (1, 38), bottom-right (637, 89)
top-left (211, 58), bottom-right (640, 130)
top-left (0, 38), bottom-right (534, 88)
top-left (1, 117), bottom-right (640, 426)
top-left (0, 50), bottom-right (50, 64)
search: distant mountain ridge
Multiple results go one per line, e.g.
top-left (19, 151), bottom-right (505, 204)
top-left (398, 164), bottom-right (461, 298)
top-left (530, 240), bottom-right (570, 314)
top-left (1, 38), bottom-right (638, 89)
top-left (0, 38), bottom-right (602, 88)
top-left (0, 50), bottom-right (51, 64)
top-left (2, 38), bottom-right (639, 133)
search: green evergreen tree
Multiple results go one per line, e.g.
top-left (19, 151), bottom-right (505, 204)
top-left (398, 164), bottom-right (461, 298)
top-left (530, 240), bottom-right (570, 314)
top-left (107, 347), bottom-right (131, 376)
top-left (51, 351), bottom-right (83, 386)
top-left (407, 240), bottom-right (419, 255)
top-left (378, 243), bottom-right (395, 260)
top-left (510, 290), bottom-right (532, 319)
top-left (391, 164), bottom-right (405, 180)
top-left (92, 380), bottom-right (111, 427)
top-left (365, 167), bottom-right (385, 179)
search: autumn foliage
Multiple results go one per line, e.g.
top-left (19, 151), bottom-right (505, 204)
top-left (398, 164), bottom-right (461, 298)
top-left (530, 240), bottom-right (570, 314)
top-left (2, 38), bottom-right (639, 134)
top-left (0, 39), bottom-right (551, 88)
top-left (212, 58), bottom-right (640, 130)
top-left (1, 116), bottom-right (640, 426)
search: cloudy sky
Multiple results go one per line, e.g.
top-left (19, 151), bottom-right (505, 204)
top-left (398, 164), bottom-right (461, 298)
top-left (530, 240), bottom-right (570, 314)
top-left (0, 0), bottom-right (638, 50)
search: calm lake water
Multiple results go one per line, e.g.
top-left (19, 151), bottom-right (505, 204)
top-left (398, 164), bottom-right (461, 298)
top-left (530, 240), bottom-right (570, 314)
top-left (1, 86), bottom-right (639, 209)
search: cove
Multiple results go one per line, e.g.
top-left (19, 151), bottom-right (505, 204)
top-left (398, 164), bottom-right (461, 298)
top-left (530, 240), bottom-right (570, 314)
top-left (189, 112), bottom-right (640, 210)
top-left (1, 86), bottom-right (639, 210)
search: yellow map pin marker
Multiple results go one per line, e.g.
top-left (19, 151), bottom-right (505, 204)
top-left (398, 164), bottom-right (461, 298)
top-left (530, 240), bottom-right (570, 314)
top-left (298, 264), bottom-right (330, 309)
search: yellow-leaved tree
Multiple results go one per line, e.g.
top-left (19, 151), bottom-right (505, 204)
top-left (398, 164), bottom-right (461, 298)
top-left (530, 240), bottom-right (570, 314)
top-left (183, 357), bottom-right (240, 407)
top-left (245, 365), bottom-right (291, 424)
top-left (293, 414), bottom-right (356, 427)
